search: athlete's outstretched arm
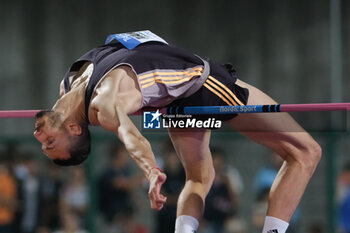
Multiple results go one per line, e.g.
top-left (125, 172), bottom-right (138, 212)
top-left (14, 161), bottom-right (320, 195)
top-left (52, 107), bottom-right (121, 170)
top-left (89, 66), bottom-right (167, 210)
top-left (96, 102), bottom-right (167, 210)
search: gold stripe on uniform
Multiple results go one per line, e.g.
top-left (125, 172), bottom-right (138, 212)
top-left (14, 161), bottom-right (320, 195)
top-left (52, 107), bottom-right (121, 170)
top-left (139, 67), bottom-right (203, 80)
top-left (205, 79), bottom-right (237, 106)
top-left (140, 70), bottom-right (202, 85)
top-left (140, 68), bottom-right (203, 89)
top-left (207, 76), bottom-right (244, 106)
top-left (203, 83), bottom-right (232, 106)
top-left (141, 76), bottom-right (196, 89)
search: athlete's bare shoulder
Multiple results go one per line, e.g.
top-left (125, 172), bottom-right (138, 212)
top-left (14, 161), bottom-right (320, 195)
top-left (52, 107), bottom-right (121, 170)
top-left (89, 65), bottom-right (143, 125)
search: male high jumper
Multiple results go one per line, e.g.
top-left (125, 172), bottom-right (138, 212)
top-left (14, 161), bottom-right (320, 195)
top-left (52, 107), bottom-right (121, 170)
top-left (33, 31), bottom-right (321, 233)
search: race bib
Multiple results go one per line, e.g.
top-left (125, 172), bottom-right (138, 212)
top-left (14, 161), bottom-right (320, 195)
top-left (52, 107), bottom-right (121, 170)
top-left (105, 30), bottom-right (168, 49)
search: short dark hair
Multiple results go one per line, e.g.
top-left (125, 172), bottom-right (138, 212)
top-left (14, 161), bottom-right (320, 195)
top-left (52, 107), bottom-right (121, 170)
top-left (53, 124), bottom-right (91, 166)
top-left (35, 110), bottom-right (53, 119)
top-left (35, 110), bottom-right (62, 128)
top-left (35, 109), bottom-right (52, 119)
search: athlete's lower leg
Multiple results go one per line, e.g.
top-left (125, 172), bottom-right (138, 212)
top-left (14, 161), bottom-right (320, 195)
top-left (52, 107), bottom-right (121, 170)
top-left (267, 136), bottom-right (322, 220)
top-left (169, 129), bottom-right (214, 233)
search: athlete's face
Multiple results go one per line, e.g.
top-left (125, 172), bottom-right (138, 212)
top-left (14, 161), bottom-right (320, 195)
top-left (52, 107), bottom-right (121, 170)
top-left (33, 111), bottom-right (71, 161)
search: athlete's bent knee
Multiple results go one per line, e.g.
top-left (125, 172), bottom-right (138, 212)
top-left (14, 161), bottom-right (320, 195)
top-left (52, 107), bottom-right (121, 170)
top-left (202, 165), bottom-right (215, 196)
top-left (300, 140), bottom-right (322, 175)
top-left (207, 166), bottom-right (216, 189)
top-left (186, 165), bottom-right (215, 197)
top-left (283, 137), bottom-right (322, 176)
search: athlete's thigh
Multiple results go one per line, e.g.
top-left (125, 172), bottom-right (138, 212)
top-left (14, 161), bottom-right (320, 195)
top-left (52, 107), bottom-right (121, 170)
top-left (168, 128), bottom-right (213, 179)
top-left (228, 79), bottom-right (316, 159)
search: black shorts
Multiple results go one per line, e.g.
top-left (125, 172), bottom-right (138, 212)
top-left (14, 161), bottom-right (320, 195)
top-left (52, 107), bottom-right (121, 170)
top-left (168, 61), bottom-right (249, 121)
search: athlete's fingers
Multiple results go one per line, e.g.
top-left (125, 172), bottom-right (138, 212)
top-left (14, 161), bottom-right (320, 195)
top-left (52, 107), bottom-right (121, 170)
top-left (152, 194), bottom-right (167, 210)
top-left (150, 174), bottom-right (167, 209)
top-left (149, 173), bottom-right (167, 210)
top-left (149, 190), bottom-right (167, 210)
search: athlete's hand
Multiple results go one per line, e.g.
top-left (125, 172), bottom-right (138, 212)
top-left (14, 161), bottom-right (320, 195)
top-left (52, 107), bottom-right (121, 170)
top-left (148, 169), bottom-right (167, 210)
